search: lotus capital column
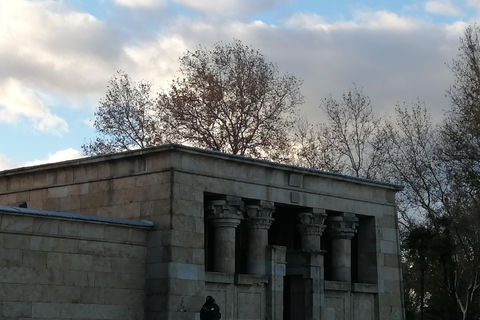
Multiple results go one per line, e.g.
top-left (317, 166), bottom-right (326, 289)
top-left (245, 200), bottom-right (275, 275)
top-left (207, 196), bottom-right (244, 274)
top-left (296, 208), bottom-right (328, 252)
top-left (327, 212), bottom-right (359, 282)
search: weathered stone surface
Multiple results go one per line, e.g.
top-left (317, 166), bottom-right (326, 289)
top-left (0, 144), bottom-right (404, 320)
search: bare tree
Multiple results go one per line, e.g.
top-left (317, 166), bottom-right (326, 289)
top-left (378, 102), bottom-right (448, 226)
top-left (443, 23), bottom-right (480, 193)
top-left (159, 39), bottom-right (303, 161)
top-left (291, 115), bottom-right (345, 172)
top-left (319, 85), bottom-right (382, 179)
top-left (439, 22), bottom-right (480, 320)
top-left (82, 71), bottom-right (167, 156)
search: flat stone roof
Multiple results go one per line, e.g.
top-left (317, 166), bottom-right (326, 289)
top-left (0, 205), bottom-right (154, 228)
top-left (0, 143), bottom-right (404, 191)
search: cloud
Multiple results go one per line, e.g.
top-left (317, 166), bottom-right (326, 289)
top-left (0, 79), bottom-right (69, 134)
top-left (23, 148), bottom-right (84, 167)
top-left (172, 0), bottom-right (289, 19)
top-left (285, 10), bottom-right (423, 31)
top-left (425, 1), bottom-right (461, 16)
top-left (0, 0), bottom-right (138, 133)
top-left (466, 0), bottom-right (480, 11)
top-left (0, 153), bottom-right (17, 172)
top-left (113, 0), bottom-right (165, 8)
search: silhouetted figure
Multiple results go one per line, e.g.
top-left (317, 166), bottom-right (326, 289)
top-left (200, 296), bottom-right (221, 320)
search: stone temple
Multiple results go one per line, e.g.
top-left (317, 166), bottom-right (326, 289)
top-left (0, 144), bottom-right (405, 320)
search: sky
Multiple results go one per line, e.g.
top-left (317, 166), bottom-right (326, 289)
top-left (0, 0), bottom-right (478, 171)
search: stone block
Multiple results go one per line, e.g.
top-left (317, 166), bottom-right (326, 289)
top-left (168, 263), bottom-right (204, 281)
top-left (79, 240), bottom-right (105, 256)
top-left (54, 237), bottom-right (79, 253)
top-left (73, 166), bottom-right (96, 183)
top-left (146, 245), bottom-right (164, 264)
top-left (103, 288), bottom-right (145, 306)
top-left (0, 248), bottom-right (22, 267)
top-left (29, 235), bottom-right (55, 251)
top-left (113, 176), bottom-right (137, 190)
top-left (47, 186), bottom-right (68, 198)
top-left (32, 302), bottom-right (62, 318)
top-left (58, 220), bottom-right (82, 237)
top-left (88, 180), bottom-right (111, 193)
top-left (80, 223), bottom-right (105, 239)
top-left (110, 257), bottom-right (145, 274)
top-left (30, 267), bottom-right (64, 285)
top-left (171, 212), bottom-right (197, 232)
top-left (380, 240), bottom-right (395, 254)
top-left (70, 254), bottom-right (94, 271)
top-left (170, 230), bottom-right (204, 249)
top-left (377, 266), bottom-right (402, 281)
top-left (22, 250), bottom-right (48, 268)
top-left (80, 192), bottom-right (106, 209)
top-left (381, 227), bottom-right (398, 241)
top-left (30, 188), bottom-right (47, 201)
top-left (136, 173), bottom-right (162, 187)
top-left (63, 270), bottom-right (92, 287)
top-left (32, 218), bottom-right (60, 235)
top-left (0, 178), bottom-right (6, 192)
top-left (3, 233), bottom-right (29, 249)
top-left (0, 283), bottom-right (24, 301)
top-left (78, 286), bottom-right (105, 304)
top-left (67, 183), bottom-right (89, 196)
top-left (384, 253), bottom-right (401, 268)
top-left (47, 252), bottom-right (72, 270)
top-left (2, 301), bottom-right (32, 318)
top-left (103, 242), bottom-right (146, 259)
top-left (93, 256), bottom-right (113, 272)
top-left (22, 284), bottom-right (49, 302)
top-left (1, 215), bottom-right (34, 232)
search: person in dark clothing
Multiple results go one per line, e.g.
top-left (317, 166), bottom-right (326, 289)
top-left (200, 296), bottom-right (221, 320)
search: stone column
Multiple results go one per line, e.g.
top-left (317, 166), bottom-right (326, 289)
top-left (297, 209), bottom-right (327, 252)
top-left (245, 200), bottom-right (275, 275)
top-left (327, 212), bottom-right (359, 282)
top-left (207, 196), bottom-right (244, 274)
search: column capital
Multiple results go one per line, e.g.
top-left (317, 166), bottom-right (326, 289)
top-left (245, 200), bottom-right (275, 218)
top-left (297, 209), bottom-right (327, 252)
top-left (327, 212), bottom-right (358, 240)
top-left (297, 210), bottom-right (328, 237)
top-left (207, 196), bottom-right (244, 220)
top-left (245, 200), bottom-right (275, 230)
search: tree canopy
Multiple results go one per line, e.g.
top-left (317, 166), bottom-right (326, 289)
top-left (83, 40), bottom-right (303, 160)
top-left (82, 71), bottom-right (166, 155)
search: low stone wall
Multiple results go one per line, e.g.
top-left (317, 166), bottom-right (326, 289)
top-left (0, 205), bottom-right (152, 320)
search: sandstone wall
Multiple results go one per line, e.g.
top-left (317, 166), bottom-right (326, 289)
top-left (0, 206), bottom-right (151, 320)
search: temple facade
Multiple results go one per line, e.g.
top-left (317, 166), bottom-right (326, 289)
top-left (0, 144), bottom-right (405, 320)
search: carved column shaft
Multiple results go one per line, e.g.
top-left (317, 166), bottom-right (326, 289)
top-left (245, 201), bottom-right (275, 275)
top-left (327, 212), bottom-right (358, 282)
top-left (207, 197), bottom-right (244, 274)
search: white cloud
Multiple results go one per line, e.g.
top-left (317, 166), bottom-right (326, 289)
top-left (0, 153), bottom-right (17, 172)
top-left (113, 0), bottom-right (165, 8)
top-left (24, 148), bottom-right (84, 167)
top-left (0, 0), bottom-right (134, 126)
top-left (285, 10), bottom-right (423, 32)
top-left (0, 79), bottom-right (68, 134)
top-left (425, 0), bottom-right (461, 16)
top-left (466, 0), bottom-right (480, 11)
top-left (353, 10), bottom-right (424, 30)
top-left (172, 0), bottom-right (288, 18)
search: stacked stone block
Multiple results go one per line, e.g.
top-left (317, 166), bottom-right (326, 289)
top-left (0, 144), bottom-right (405, 320)
top-left (0, 206), bottom-right (151, 320)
